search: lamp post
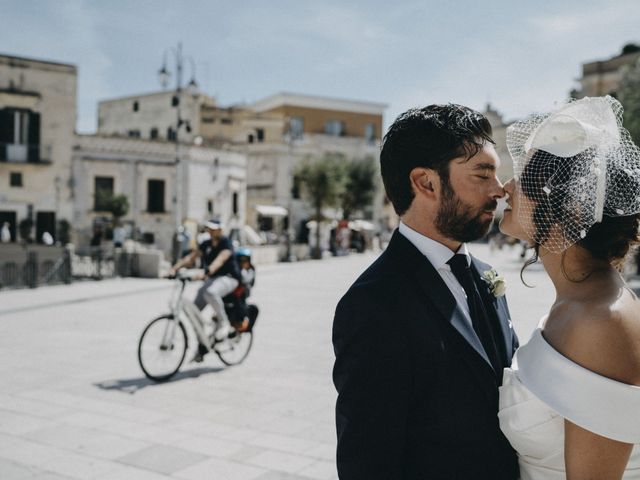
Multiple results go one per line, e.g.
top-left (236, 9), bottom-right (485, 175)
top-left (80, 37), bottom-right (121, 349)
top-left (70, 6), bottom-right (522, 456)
top-left (158, 42), bottom-right (198, 262)
top-left (283, 117), bottom-right (298, 262)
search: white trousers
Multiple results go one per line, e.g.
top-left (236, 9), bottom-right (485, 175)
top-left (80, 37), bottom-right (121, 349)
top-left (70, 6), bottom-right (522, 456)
top-left (194, 275), bottom-right (239, 327)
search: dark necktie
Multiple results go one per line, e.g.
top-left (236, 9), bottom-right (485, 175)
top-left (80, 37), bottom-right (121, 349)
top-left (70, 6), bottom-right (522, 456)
top-left (447, 254), bottom-right (502, 375)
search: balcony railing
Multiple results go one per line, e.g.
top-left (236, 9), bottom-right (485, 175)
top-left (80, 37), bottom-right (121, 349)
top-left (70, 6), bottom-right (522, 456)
top-left (0, 142), bottom-right (52, 163)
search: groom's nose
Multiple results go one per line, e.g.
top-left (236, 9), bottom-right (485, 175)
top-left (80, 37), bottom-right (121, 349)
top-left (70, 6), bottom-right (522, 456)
top-left (490, 176), bottom-right (505, 199)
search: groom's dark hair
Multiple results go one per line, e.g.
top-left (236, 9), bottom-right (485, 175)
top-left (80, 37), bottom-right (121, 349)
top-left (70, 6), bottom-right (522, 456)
top-left (380, 104), bottom-right (494, 215)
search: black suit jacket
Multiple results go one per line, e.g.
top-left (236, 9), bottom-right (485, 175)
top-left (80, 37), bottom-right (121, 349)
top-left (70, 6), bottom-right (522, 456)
top-left (333, 230), bottom-right (519, 480)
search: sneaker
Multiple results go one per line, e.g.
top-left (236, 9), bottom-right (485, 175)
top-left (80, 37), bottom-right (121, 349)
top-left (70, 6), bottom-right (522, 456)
top-left (190, 343), bottom-right (208, 363)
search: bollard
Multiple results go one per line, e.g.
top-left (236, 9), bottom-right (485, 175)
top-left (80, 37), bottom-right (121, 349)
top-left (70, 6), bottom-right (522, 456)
top-left (25, 251), bottom-right (38, 288)
top-left (62, 248), bottom-right (72, 284)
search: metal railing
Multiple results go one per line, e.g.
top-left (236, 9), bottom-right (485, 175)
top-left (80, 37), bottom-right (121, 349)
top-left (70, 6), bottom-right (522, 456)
top-left (0, 249), bottom-right (71, 289)
top-left (0, 246), bottom-right (140, 289)
top-left (0, 142), bottom-right (52, 163)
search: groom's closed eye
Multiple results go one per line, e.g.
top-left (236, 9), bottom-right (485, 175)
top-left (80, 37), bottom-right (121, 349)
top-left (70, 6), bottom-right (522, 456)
top-left (473, 163), bottom-right (496, 179)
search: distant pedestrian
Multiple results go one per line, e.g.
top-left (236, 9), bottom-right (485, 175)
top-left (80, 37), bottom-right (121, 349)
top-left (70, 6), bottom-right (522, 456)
top-left (42, 231), bottom-right (54, 245)
top-left (90, 227), bottom-right (102, 247)
top-left (113, 223), bottom-right (126, 248)
top-left (1, 222), bottom-right (11, 243)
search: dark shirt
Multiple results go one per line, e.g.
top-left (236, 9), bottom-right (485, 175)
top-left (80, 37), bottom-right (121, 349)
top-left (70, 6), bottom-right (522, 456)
top-left (198, 237), bottom-right (240, 281)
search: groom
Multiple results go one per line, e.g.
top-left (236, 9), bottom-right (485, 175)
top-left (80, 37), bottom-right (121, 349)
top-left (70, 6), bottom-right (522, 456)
top-left (333, 104), bottom-right (519, 479)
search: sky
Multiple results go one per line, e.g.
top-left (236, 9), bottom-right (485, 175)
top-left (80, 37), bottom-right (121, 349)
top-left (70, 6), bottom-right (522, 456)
top-left (2, 0), bottom-right (639, 133)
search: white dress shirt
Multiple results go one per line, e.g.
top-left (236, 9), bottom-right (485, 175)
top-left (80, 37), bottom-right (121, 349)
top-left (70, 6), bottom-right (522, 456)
top-left (398, 221), bottom-right (473, 327)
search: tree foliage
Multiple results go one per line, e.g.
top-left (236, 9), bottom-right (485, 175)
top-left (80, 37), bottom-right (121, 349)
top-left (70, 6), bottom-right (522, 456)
top-left (296, 154), bottom-right (346, 258)
top-left (341, 156), bottom-right (377, 220)
top-left (95, 190), bottom-right (130, 220)
top-left (618, 59), bottom-right (640, 146)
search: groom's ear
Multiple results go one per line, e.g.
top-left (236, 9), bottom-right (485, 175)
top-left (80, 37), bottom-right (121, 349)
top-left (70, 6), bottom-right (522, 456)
top-left (410, 168), bottom-right (438, 199)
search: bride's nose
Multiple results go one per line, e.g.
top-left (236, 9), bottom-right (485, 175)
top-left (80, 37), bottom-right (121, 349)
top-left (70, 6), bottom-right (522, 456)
top-left (503, 178), bottom-right (515, 194)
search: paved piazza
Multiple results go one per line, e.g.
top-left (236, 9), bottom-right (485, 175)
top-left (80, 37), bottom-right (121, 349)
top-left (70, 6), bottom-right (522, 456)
top-left (0, 243), bottom-right (554, 479)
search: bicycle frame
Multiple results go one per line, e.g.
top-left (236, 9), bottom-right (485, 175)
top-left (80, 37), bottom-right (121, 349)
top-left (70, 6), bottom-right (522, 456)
top-left (167, 274), bottom-right (213, 351)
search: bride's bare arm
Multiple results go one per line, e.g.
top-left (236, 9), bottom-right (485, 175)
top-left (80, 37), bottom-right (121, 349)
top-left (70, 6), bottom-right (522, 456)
top-left (544, 298), bottom-right (640, 480)
top-left (564, 420), bottom-right (632, 480)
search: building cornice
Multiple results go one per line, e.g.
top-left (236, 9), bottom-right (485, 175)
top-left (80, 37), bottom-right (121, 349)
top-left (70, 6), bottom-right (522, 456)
top-left (251, 92), bottom-right (387, 116)
top-left (0, 53), bottom-right (76, 74)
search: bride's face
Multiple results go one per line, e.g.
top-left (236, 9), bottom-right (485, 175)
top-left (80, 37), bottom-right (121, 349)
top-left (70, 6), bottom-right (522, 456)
top-left (500, 177), bottom-right (534, 243)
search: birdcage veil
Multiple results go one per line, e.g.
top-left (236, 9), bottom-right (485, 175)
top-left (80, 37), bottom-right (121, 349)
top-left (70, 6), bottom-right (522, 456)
top-left (506, 96), bottom-right (640, 253)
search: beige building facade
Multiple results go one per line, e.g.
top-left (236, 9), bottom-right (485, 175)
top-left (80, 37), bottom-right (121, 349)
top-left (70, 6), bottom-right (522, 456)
top-left (97, 90), bottom-right (214, 144)
top-left (482, 103), bottom-right (512, 183)
top-left (573, 45), bottom-right (640, 98)
top-left (72, 135), bottom-right (247, 258)
top-left (241, 93), bottom-right (389, 238)
top-left (98, 89), bottom-right (392, 243)
top-left (0, 53), bottom-right (76, 244)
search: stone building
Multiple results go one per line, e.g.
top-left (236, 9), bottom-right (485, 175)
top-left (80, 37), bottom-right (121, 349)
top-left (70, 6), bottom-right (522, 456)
top-left (97, 90), bottom-right (212, 144)
top-left (482, 103), bottom-right (512, 183)
top-left (72, 135), bottom-right (247, 258)
top-left (573, 44), bottom-right (640, 98)
top-left (0, 53), bottom-right (76, 244)
top-left (241, 93), bottom-right (389, 238)
top-left (98, 89), bottom-right (392, 242)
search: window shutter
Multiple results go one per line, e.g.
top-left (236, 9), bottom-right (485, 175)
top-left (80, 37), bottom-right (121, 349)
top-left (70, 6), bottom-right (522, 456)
top-left (28, 112), bottom-right (40, 162)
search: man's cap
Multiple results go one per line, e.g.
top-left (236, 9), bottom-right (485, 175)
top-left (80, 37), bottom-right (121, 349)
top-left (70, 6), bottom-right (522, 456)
top-left (204, 220), bottom-right (223, 230)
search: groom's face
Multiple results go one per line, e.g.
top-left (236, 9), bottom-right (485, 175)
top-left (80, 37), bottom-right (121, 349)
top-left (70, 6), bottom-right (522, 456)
top-left (435, 144), bottom-right (504, 242)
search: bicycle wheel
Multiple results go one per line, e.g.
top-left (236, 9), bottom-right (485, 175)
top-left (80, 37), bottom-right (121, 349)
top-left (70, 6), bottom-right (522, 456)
top-left (215, 330), bottom-right (253, 366)
top-left (138, 315), bottom-right (188, 381)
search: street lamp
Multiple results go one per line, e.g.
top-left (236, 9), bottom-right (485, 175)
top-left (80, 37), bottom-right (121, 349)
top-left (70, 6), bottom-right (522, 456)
top-left (158, 42), bottom-right (198, 262)
top-left (283, 117), bottom-right (298, 262)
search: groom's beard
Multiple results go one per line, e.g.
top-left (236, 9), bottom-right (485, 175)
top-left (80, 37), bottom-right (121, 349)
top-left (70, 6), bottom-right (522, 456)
top-left (435, 179), bottom-right (497, 243)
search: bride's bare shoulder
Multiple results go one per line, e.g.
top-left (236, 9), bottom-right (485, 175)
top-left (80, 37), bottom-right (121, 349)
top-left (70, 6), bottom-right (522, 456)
top-left (542, 289), bottom-right (640, 385)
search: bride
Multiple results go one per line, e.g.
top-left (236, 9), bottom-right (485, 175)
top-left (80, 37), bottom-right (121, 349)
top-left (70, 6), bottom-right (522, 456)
top-left (498, 96), bottom-right (640, 479)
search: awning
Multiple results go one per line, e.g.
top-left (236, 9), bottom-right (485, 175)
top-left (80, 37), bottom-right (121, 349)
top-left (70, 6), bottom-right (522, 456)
top-left (243, 225), bottom-right (264, 245)
top-left (255, 205), bottom-right (288, 217)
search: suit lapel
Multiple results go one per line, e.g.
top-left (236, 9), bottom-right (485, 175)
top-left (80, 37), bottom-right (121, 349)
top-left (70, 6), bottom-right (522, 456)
top-left (386, 232), bottom-right (497, 403)
top-left (470, 257), bottom-right (514, 364)
top-left (413, 260), bottom-right (492, 367)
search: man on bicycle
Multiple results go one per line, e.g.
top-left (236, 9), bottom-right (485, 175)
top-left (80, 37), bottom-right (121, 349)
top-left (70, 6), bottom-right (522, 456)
top-left (168, 220), bottom-right (241, 348)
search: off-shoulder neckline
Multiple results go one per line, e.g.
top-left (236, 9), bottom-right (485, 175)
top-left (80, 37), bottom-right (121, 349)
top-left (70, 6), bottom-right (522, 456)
top-left (528, 327), bottom-right (640, 391)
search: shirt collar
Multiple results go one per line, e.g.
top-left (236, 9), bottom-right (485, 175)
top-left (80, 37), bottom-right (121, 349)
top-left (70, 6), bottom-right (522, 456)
top-left (398, 221), bottom-right (470, 270)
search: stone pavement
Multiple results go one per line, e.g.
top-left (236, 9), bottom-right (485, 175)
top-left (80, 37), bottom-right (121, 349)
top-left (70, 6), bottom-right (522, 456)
top-left (0, 243), bottom-right (554, 480)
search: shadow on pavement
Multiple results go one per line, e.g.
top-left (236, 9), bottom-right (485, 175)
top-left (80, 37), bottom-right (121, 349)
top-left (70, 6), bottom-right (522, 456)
top-left (94, 366), bottom-right (225, 394)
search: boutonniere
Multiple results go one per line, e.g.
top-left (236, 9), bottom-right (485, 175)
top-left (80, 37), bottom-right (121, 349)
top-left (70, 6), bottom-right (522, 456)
top-left (481, 268), bottom-right (506, 297)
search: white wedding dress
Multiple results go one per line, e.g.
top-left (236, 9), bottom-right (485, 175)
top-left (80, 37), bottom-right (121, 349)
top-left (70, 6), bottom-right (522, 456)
top-left (498, 327), bottom-right (640, 479)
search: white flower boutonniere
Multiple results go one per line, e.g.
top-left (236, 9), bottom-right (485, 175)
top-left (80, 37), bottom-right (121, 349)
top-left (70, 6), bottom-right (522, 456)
top-left (481, 268), bottom-right (506, 297)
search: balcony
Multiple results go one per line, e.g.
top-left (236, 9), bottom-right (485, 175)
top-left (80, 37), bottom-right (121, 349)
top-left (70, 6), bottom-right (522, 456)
top-left (0, 142), bottom-right (51, 163)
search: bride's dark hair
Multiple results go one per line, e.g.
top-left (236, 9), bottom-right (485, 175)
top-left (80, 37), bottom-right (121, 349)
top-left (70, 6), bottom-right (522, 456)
top-left (520, 150), bottom-right (640, 283)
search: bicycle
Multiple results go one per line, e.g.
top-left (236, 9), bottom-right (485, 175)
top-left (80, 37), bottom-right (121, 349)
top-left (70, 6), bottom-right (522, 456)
top-left (137, 271), bottom-right (257, 381)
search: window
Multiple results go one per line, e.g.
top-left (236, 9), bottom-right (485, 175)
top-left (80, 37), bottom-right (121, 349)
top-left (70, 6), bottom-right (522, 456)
top-left (256, 128), bottom-right (265, 142)
top-left (364, 123), bottom-right (376, 142)
top-left (247, 134), bottom-right (254, 143)
top-left (325, 120), bottom-right (345, 136)
top-left (167, 127), bottom-right (177, 141)
top-left (221, 118), bottom-right (232, 125)
top-left (128, 130), bottom-right (141, 138)
top-left (171, 95), bottom-right (179, 107)
top-left (291, 175), bottom-right (300, 199)
top-left (232, 192), bottom-right (239, 215)
top-left (10, 172), bottom-right (22, 187)
top-left (0, 108), bottom-right (40, 162)
top-left (150, 127), bottom-right (158, 139)
top-left (133, 101), bottom-right (139, 112)
top-left (94, 176), bottom-right (114, 211)
top-left (202, 117), bottom-right (215, 124)
top-left (207, 200), bottom-right (214, 215)
top-left (289, 117), bottom-right (304, 139)
top-left (147, 179), bottom-right (165, 213)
